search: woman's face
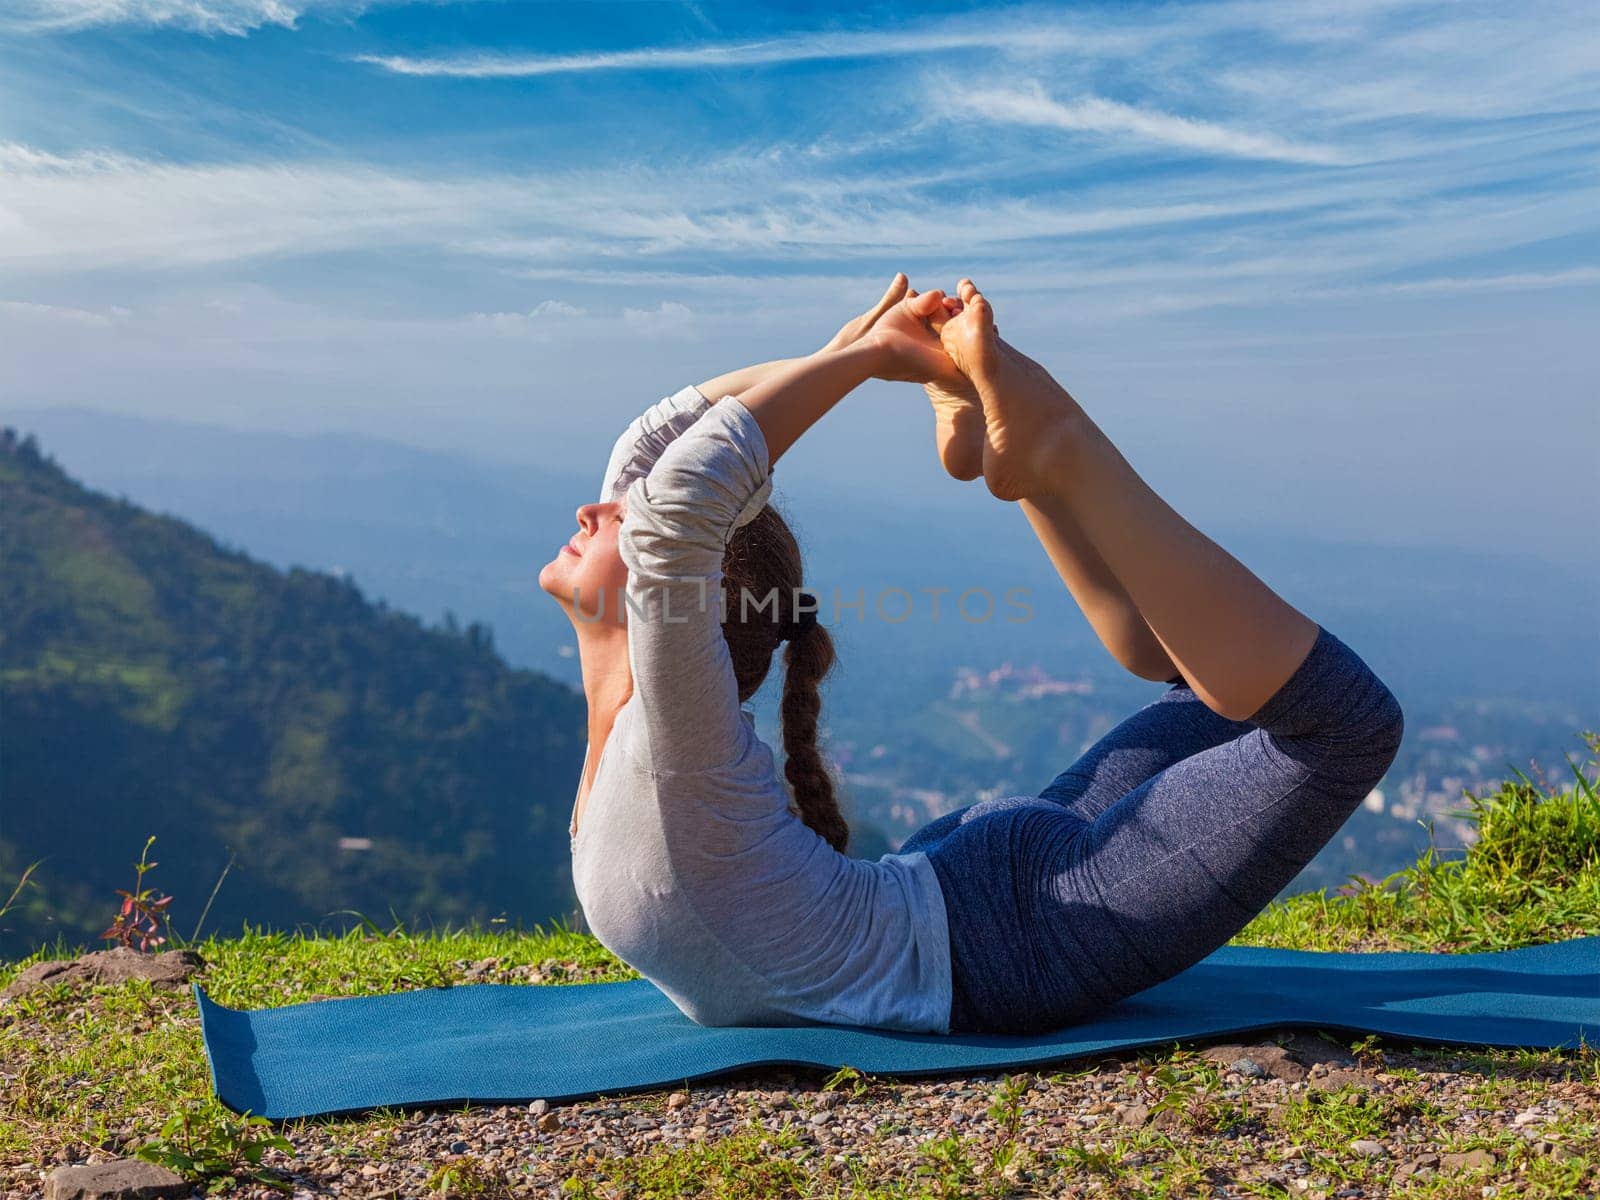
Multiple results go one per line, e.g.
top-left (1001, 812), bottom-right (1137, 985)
top-left (538, 499), bottom-right (630, 624)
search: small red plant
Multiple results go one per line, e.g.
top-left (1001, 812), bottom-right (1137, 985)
top-left (100, 836), bottom-right (176, 952)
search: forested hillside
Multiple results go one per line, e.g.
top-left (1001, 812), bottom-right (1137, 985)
top-left (0, 428), bottom-right (586, 959)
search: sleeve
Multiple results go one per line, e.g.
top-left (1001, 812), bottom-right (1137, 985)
top-left (616, 394), bottom-right (775, 775)
top-left (598, 384), bottom-right (716, 504)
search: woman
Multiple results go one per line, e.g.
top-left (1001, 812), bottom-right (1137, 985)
top-left (537, 275), bottom-right (1404, 1037)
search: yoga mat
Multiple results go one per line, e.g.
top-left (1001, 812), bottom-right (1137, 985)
top-left (196, 937), bottom-right (1600, 1121)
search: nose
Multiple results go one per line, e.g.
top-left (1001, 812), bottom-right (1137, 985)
top-left (575, 502), bottom-right (602, 532)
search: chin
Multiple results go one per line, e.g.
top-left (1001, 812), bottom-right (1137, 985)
top-left (536, 557), bottom-right (566, 598)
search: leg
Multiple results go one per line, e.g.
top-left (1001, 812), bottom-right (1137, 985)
top-left (902, 678), bottom-right (1243, 854)
top-left (925, 624), bottom-right (1404, 1035)
top-left (1037, 680), bottom-right (1257, 824)
top-left (939, 281), bottom-right (1177, 683)
top-left (939, 284), bottom-right (1317, 721)
top-left (1018, 487), bottom-right (1179, 683)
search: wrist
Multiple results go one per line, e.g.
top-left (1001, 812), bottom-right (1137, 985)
top-left (853, 331), bottom-right (894, 378)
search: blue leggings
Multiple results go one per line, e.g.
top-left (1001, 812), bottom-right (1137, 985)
top-left (902, 624), bottom-right (1405, 1036)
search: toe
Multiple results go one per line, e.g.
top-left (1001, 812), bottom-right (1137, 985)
top-left (968, 294), bottom-right (994, 330)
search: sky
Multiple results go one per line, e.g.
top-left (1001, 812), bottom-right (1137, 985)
top-left (1, 0), bottom-right (1597, 561)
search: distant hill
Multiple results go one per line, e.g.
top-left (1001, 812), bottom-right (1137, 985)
top-left (2, 408), bottom-right (1592, 937)
top-left (5, 405), bottom-right (1595, 709)
top-left (0, 428), bottom-right (589, 959)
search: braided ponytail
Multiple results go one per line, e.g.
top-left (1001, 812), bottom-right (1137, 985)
top-left (779, 618), bottom-right (848, 853)
top-left (719, 503), bottom-right (850, 853)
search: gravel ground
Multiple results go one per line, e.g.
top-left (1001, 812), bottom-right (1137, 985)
top-left (5, 958), bottom-right (1596, 1198)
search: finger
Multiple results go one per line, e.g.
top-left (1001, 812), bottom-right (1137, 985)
top-left (868, 272), bottom-right (909, 321)
top-left (928, 294), bottom-right (962, 334)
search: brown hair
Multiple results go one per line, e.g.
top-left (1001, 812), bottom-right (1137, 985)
top-left (719, 503), bottom-right (849, 853)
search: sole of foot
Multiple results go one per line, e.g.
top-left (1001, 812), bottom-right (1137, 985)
top-left (938, 285), bottom-right (1074, 502)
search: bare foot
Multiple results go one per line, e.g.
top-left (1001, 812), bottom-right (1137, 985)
top-left (917, 282), bottom-right (986, 482)
top-left (938, 281), bottom-right (1078, 501)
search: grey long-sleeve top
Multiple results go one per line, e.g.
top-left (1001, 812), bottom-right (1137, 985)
top-left (568, 384), bottom-right (954, 1034)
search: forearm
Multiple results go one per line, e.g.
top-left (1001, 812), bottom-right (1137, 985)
top-left (1019, 493), bottom-right (1181, 682)
top-left (734, 343), bottom-right (880, 467)
top-left (695, 357), bottom-right (809, 405)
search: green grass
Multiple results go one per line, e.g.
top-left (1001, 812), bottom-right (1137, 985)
top-left (3, 731), bottom-right (1596, 1198)
top-left (1242, 731), bottom-right (1600, 953)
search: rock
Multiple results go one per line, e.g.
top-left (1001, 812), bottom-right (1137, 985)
top-left (623, 1115), bottom-right (657, 1131)
top-left (448, 1140), bottom-right (469, 1154)
top-left (1393, 1153), bottom-right (1440, 1179)
top-left (1151, 1107), bottom-right (1183, 1131)
top-left (45, 1159), bottom-right (189, 1200)
top-left (1308, 1067), bottom-right (1378, 1092)
top-left (1441, 1149), bottom-right (1496, 1171)
top-left (536, 1112), bottom-right (560, 1133)
top-left (811, 1090), bottom-right (844, 1110)
top-left (1512, 1108), bottom-right (1541, 1126)
top-left (4, 948), bottom-right (206, 998)
top-left (1349, 1139), bottom-right (1386, 1158)
top-left (1276, 1031), bottom-right (1357, 1069)
top-left (1117, 1103), bottom-right (1150, 1128)
top-left (665, 1092), bottom-right (689, 1111)
top-left (1199, 1042), bottom-right (1309, 1082)
top-left (528, 1099), bottom-right (549, 1115)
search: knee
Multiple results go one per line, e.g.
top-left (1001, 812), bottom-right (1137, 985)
top-left (1267, 667), bottom-right (1405, 791)
top-left (1366, 680), bottom-right (1406, 770)
top-left (1318, 673), bottom-right (1405, 787)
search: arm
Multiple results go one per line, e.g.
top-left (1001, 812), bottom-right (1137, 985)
top-left (598, 384), bottom-right (714, 503)
top-left (694, 357), bottom-right (807, 407)
top-left (602, 275), bottom-right (914, 499)
top-left (692, 272), bottom-right (909, 409)
top-left (734, 285), bottom-right (964, 465)
top-left (595, 359), bottom-right (837, 503)
top-left (616, 396), bottom-right (773, 774)
top-left (733, 342), bottom-right (882, 467)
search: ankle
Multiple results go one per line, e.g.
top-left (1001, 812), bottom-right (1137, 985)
top-left (1020, 412), bottom-right (1091, 500)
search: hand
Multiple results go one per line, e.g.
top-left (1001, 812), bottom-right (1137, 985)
top-left (864, 289), bottom-right (965, 384)
top-left (817, 273), bottom-right (911, 355)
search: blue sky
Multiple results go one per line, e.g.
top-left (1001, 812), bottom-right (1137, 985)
top-left (1, 0), bottom-right (1596, 559)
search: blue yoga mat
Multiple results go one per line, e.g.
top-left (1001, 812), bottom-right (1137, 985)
top-left (196, 937), bottom-right (1600, 1121)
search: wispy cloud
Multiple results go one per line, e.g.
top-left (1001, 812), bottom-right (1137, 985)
top-left (950, 82), bottom-right (1349, 166)
top-left (0, 298), bottom-right (132, 325)
top-left (0, 0), bottom-right (374, 36)
top-left (464, 299), bottom-right (588, 336)
top-left (350, 23), bottom-right (1124, 79)
top-left (622, 300), bottom-right (693, 336)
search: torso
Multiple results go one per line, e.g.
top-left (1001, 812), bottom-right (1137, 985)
top-left (570, 748), bottom-right (598, 839)
top-left (570, 706), bottom-right (622, 840)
